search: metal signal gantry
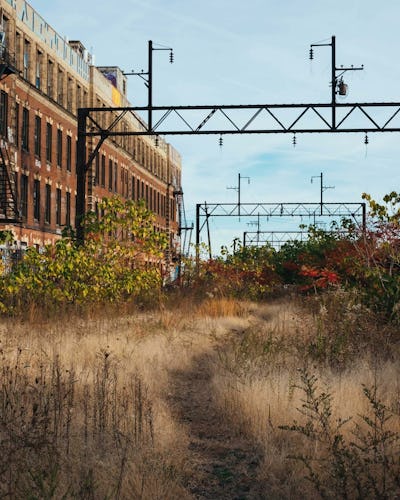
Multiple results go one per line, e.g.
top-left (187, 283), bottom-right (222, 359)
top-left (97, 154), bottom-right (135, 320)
top-left (195, 201), bottom-right (366, 259)
top-left (243, 230), bottom-right (353, 249)
top-left (76, 36), bottom-right (399, 244)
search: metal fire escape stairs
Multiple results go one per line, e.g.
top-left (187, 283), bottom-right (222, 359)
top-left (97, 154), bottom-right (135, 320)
top-left (0, 139), bottom-right (19, 222)
top-left (0, 38), bottom-right (20, 223)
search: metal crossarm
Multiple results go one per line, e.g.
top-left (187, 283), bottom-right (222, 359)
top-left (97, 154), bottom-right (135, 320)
top-left (243, 230), bottom-right (352, 248)
top-left (79, 102), bottom-right (400, 139)
top-left (197, 202), bottom-right (365, 219)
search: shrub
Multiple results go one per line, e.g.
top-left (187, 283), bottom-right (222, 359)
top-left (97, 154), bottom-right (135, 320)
top-left (0, 197), bottom-right (167, 314)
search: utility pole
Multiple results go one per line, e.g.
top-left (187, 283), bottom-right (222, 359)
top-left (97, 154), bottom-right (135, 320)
top-left (124, 41), bottom-right (173, 133)
top-left (227, 173), bottom-right (250, 219)
top-left (247, 213), bottom-right (261, 244)
top-left (311, 172), bottom-right (335, 215)
top-left (310, 36), bottom-right (363, 130)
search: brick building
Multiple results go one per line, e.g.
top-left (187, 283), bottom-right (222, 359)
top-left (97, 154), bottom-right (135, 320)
top-left (0, 0), bottom-right (182, 259)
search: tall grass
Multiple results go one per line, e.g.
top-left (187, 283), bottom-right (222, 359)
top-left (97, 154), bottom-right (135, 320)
top-left (0, 311), bottom-right (193, 499)
top-left (0, 292), bottom-right (399, 498)
top-left (210, 295), bottom-right (400, 498)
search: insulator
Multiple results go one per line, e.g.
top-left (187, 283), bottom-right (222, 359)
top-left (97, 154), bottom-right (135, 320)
top-left (155, 136), bottom-right (159, 147)
top-left (292, 134), bottom-right (296, 147)
top-left (309, 47), bottom-right (314, 60)
top-left (219, 135), bottom-right (223, 147)
top-left (169, 50), bottom-right (174, 64)
top-left (364, 133), bottom-right (369, 145)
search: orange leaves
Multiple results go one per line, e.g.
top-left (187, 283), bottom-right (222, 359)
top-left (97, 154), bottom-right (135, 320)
top-left (299, 265), bottom-right (340, 292)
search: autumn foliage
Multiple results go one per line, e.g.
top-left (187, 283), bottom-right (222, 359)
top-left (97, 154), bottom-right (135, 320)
top-left (190, 192), bottom-right (400, 321)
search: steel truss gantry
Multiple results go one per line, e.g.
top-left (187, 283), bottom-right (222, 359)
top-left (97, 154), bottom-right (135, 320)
top-left (243, 230), bottom-right (352, 249)
top-left (76, 36), bottom-right (399, 244)
top-left (195, 201), bottom-right (366, 257)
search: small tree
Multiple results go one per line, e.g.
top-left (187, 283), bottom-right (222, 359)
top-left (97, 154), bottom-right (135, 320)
top-left (0, 198), bottom-right (167, 313)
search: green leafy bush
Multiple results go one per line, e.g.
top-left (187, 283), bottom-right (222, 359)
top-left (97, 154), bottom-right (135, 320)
top-left (0, 197), bottom-right (167, 313)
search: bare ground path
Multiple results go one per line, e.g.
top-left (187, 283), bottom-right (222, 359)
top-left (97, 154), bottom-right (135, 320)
top-left (167, 339), bottom-right (268, 500)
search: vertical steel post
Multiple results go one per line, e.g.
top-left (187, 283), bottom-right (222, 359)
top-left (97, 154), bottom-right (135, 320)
top-left (331, 35), bottom-right (336, 130)
top-left (320, 171), bottom-right (323, 215)
top-left (195, 203), bottom-right (200, 268)
top-left (362, 202), bottom-right (366, 234)
top-left (76, 109), bottom-right (88, 244)
top-left (238, 173), bottom-right (241, 218)
top-left (148, 40), bottom-right (153, 132)
top-left (205, 202), bottom-right (212, 259)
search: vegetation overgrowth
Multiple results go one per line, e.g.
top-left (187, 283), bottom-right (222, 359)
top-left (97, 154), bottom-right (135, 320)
top-left (191, 192), bottom-right (400, 323)
top-left (0, 192), bottom-right (399, 320)
top-left (0, 197), bottom-right (167, 315)
top-left (0, 193), bottom-right (399, 497)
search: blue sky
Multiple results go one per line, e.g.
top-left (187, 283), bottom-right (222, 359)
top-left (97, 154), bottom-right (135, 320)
top-left (30, 0), bottom-right (400, 253)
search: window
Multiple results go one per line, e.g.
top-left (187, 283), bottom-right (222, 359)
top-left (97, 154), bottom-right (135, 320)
top-left (56, 187), bottom-right (61, 225)
top-left (57, 68), bottom-right (63, 105)
top-left (21, 107), bottom-right (29, 151)
top-left (131, 175), bottom-right (135, 199)
top-left (46, 122), bottom-right (52, 163)
top-left (94, 153), bottom-right (99, 185)
top-left (66, 135), bottom-right (71, 171)
top-left (23, 40), bottom-right (30, 80)
top-left (57, 129), bottom-right (62, 167)
top-left (15, 103), bottom-right (19, 147)
top-left (35, 50), bottom-right (42, 89)
top-left (47, 60), bottom-right (53, 98)
top-left (45, 183), bottom-right (51, 223)
top-left (33, 179), bottom-right (40, 221)
top-left (0, 15), bottom-right (8, 48)
top-left (101, 155), bottom-right (105, 187)
top-left (114, 162), bottom-right (118, 192)
top-left (124, 171), bottom-right (128, 197)
top-left (67, 76), bottom-right (73, 113)
top-left (75, 140), bottom-right (78, 176)
top-left (34, 115), bottom-right (41, 157)
top-left (65, 191), bottom-right (71, 226)
top-left (20, 174), bottom-right (28, 218)
top-left (15, 32), bottom-right (22, 71)
top-left (108, 159), bottom-right (113, 190)
top-left (76, 84), bottom-right (81, 110)
top-left (0, 91), bottom-right (8, 136)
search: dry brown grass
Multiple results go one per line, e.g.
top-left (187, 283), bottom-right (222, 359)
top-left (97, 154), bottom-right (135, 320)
top-left (0, 310), bottom-right (193, 498)
top-left (0, 293), bottom-right (399, 498)
top-left (210, 298), bottom-right (400, 497)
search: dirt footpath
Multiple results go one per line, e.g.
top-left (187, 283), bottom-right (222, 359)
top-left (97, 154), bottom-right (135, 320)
top-left (167, 345), bottom-right (268, 500)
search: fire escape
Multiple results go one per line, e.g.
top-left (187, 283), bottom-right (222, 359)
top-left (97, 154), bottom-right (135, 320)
top-left (0, 39), bottom-right (20, 223)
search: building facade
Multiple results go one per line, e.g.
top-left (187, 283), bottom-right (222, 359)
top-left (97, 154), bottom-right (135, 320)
top-left (0, 0), bottom-right (182, 259)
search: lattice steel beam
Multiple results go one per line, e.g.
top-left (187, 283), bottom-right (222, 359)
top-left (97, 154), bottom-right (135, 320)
top-left (79, 102), bottom-right (400, 138)
top-left (195, 201), bottom-right (366, 260)
top-left (243, 230), bottom-right (352, 248)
